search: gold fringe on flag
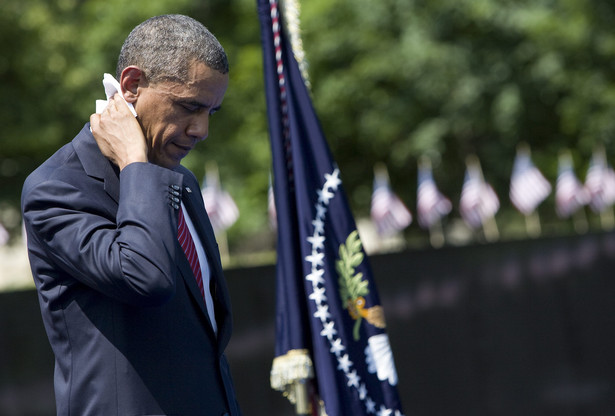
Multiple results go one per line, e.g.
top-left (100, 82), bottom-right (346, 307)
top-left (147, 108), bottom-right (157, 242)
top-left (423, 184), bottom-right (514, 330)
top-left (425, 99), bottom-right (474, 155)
top-left (270, 349), bottom-right (314, 398)
top-left (271, 349), bottom-right (314, 414)
top-left (281, 0), bottom-right (311, 88)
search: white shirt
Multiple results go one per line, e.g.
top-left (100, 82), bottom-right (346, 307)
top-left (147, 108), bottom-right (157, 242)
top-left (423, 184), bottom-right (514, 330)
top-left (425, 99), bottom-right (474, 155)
top-left (181, 202), bottom-right (217, 335)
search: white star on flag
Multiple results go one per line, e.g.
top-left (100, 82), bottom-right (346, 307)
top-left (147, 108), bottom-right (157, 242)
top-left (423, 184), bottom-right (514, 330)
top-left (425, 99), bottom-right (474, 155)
top-left (308, 286), bottom-right (327, 304)
top-left (324, 170), bottom-right (342, 190)
top-left (346, 370), bottom-right (360, 388)
top-left (320, 321), bottom-right (337, 339)
top-left (305, 251), bottom-right (324, 267)
top-left (337, 354), bottom-right (353, 372)
top-left (313, 304), bottom-right (331, 321)
top-left (329, 338), bottom-right (345, 355)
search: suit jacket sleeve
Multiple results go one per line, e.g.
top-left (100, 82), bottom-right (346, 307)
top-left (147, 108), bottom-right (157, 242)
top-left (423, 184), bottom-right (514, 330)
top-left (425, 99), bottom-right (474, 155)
top-left (23, 162), bottom-right (184, 306)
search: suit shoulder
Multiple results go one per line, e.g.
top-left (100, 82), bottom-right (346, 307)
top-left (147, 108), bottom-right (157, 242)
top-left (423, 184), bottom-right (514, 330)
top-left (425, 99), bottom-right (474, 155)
top-left (23, 142), bottom-right (78, 192)
top-left (22, 125), bottom-right (91, 201)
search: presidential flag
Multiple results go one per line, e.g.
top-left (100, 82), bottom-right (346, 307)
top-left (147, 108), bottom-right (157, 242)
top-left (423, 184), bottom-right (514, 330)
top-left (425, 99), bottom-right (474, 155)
top-left (257, 1), bottom-right (404, 415)
top-left (555, 151), bottom-right (588, 218)
top-left (371, 164), bottom-right (412, 236)
top-left (509, 145), bottom-right (551, 215)
top-left (459, 156), bottom-right (499, 229)
top-left (416, 157), bottom-right (452, 229)
top-left (585, 148), bottom-right (615, 213)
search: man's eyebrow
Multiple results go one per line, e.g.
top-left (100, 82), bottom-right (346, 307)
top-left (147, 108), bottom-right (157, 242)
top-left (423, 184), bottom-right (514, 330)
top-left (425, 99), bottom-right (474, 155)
top-left (180, 99), bottom-right (222, 112)
top-left (180, 99), bottom-right (208, 108)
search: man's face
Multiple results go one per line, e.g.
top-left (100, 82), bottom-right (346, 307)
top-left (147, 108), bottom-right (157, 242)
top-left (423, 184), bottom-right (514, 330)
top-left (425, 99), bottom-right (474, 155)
top-left (133, 61), bottom-right (229, 169)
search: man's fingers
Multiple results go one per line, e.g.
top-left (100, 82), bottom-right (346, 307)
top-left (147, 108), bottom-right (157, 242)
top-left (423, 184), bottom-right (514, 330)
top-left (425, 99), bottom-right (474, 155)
top-left (89, 113), bottom-right (101, 130)
top-left (108, 93), bottom-right (132, 115)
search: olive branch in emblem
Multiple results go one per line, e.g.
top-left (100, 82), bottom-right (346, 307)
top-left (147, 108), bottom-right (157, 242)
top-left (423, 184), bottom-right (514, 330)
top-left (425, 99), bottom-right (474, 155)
top-left (336, 231), bottom-right (386, 341)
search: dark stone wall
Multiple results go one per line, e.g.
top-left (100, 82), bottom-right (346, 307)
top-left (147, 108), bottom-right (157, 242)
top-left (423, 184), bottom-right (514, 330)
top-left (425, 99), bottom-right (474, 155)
top-left (2, 232), bottom-right (615, 415)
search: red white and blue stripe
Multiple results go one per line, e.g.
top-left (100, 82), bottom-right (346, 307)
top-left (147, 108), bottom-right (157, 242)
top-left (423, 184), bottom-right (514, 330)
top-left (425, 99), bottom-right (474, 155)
top-left (417, 161), bottom-right (451, 229)
top-left (584, 149), bottom-right (615, 213)
top-left (555, 152), bottom-right (588, 218)
top-left (509, 148), bottom-right (551, 215)
top-left (370, 167), bottom-right (412, 236)
top-left (459, 161), bottom-right (499, 229)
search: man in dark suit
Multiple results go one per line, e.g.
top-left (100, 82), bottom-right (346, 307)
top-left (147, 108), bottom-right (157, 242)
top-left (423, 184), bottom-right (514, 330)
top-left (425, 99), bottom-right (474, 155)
top-left (21, 15), bottom-right (241, 416)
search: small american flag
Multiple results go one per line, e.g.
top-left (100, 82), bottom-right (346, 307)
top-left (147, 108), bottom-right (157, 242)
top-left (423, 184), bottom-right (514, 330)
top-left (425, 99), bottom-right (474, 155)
top-left (585, 149), bottom-right (615, 213)
top-left (509, 146), bottom-right (551, 215)
top-left (370, 165), bottom-right (412, 236)
top-left (417, 159), bottom-right (452, 229)
top-left (459, 157), bottom-right (499, 229)
top-left (555, 152), bottom-right (588, 218)
top-left (201, 171), bottom-right (239, 232)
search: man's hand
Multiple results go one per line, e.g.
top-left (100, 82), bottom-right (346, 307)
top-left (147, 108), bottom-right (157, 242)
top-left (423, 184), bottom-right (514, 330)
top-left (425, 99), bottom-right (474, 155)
top-left (90, 94), bottom-right (148, 171)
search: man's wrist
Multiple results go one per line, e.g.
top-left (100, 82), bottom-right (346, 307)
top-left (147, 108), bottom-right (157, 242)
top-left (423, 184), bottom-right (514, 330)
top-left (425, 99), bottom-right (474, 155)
top-left (119, 154), bottom-right (148, 171)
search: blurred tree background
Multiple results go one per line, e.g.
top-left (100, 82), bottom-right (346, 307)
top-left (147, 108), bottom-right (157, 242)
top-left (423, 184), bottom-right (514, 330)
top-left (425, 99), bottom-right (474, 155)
top-left (1, 0), bottom-right (615, 259)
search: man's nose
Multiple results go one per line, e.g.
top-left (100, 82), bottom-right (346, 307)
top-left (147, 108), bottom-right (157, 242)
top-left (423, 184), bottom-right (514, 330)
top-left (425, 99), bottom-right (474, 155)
top-left (187, 115), bottom-right (209, 142)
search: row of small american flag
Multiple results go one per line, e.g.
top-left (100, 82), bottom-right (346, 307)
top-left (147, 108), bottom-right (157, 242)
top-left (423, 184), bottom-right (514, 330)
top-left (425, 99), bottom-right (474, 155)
top-left (204, 143), bottom-right (615, 241)
top-left (368, 144), bottom-right (615, 239)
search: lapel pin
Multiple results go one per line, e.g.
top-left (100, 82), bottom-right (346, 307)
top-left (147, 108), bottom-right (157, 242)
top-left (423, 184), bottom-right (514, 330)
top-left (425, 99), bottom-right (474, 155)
top-left (185, 186), bottom-right (192, 194)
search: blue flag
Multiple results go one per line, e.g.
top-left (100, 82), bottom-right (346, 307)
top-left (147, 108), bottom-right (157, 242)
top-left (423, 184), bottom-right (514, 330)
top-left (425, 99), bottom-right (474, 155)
top-left (257, 1), bottom-right (404, 415)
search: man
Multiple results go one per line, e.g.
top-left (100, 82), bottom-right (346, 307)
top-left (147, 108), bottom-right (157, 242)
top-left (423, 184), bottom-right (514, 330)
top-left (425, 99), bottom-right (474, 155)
top-left (21, 15), bottom-right (241, 416)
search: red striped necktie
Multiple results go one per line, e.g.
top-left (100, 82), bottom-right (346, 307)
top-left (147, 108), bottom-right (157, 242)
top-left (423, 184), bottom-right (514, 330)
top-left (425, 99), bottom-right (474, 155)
top-left (177, 207), bottom-right (205, 301)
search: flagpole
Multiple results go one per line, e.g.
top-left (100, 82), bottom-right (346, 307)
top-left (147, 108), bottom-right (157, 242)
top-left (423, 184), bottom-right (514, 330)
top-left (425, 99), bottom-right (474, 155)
top-left (217, 230), bottom-right (230, 266)
top-left (293, 380), bottom-right (310, 415)
top-left (525, 211), bottom-right (541, 238)
top-left (482, 216), bottom-right (499, 242)
top-left (428, 220), bottom-right (445, 248)
top-left (572, 208), bottom-right (589, 234)
top-left (600, 208), bottom-right (615, 230)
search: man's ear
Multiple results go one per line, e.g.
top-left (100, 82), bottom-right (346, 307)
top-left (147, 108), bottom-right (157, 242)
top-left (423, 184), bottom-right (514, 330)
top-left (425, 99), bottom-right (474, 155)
top-left (119, 66), bottom-right (145, 104)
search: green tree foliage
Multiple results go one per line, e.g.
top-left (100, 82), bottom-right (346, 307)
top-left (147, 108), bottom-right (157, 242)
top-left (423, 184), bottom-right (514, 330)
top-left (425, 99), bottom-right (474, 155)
top-left (0, 0), bottom-right (272, 249)
top-left (300, 0), bottom-right (615, 237)
top-left (2, 0), bottom-right (615, 249)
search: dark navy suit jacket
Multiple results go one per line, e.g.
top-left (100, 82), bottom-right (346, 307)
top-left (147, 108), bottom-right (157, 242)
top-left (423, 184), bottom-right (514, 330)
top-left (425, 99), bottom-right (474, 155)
top-left (22, 124), bottom-right (241, 416)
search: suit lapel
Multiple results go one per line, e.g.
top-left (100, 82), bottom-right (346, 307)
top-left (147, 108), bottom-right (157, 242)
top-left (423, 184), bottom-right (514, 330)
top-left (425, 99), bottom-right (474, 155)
top-left (175, 227), bottom-right (211, 326)
top-left (179, 174), bottom-right (233, 349)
